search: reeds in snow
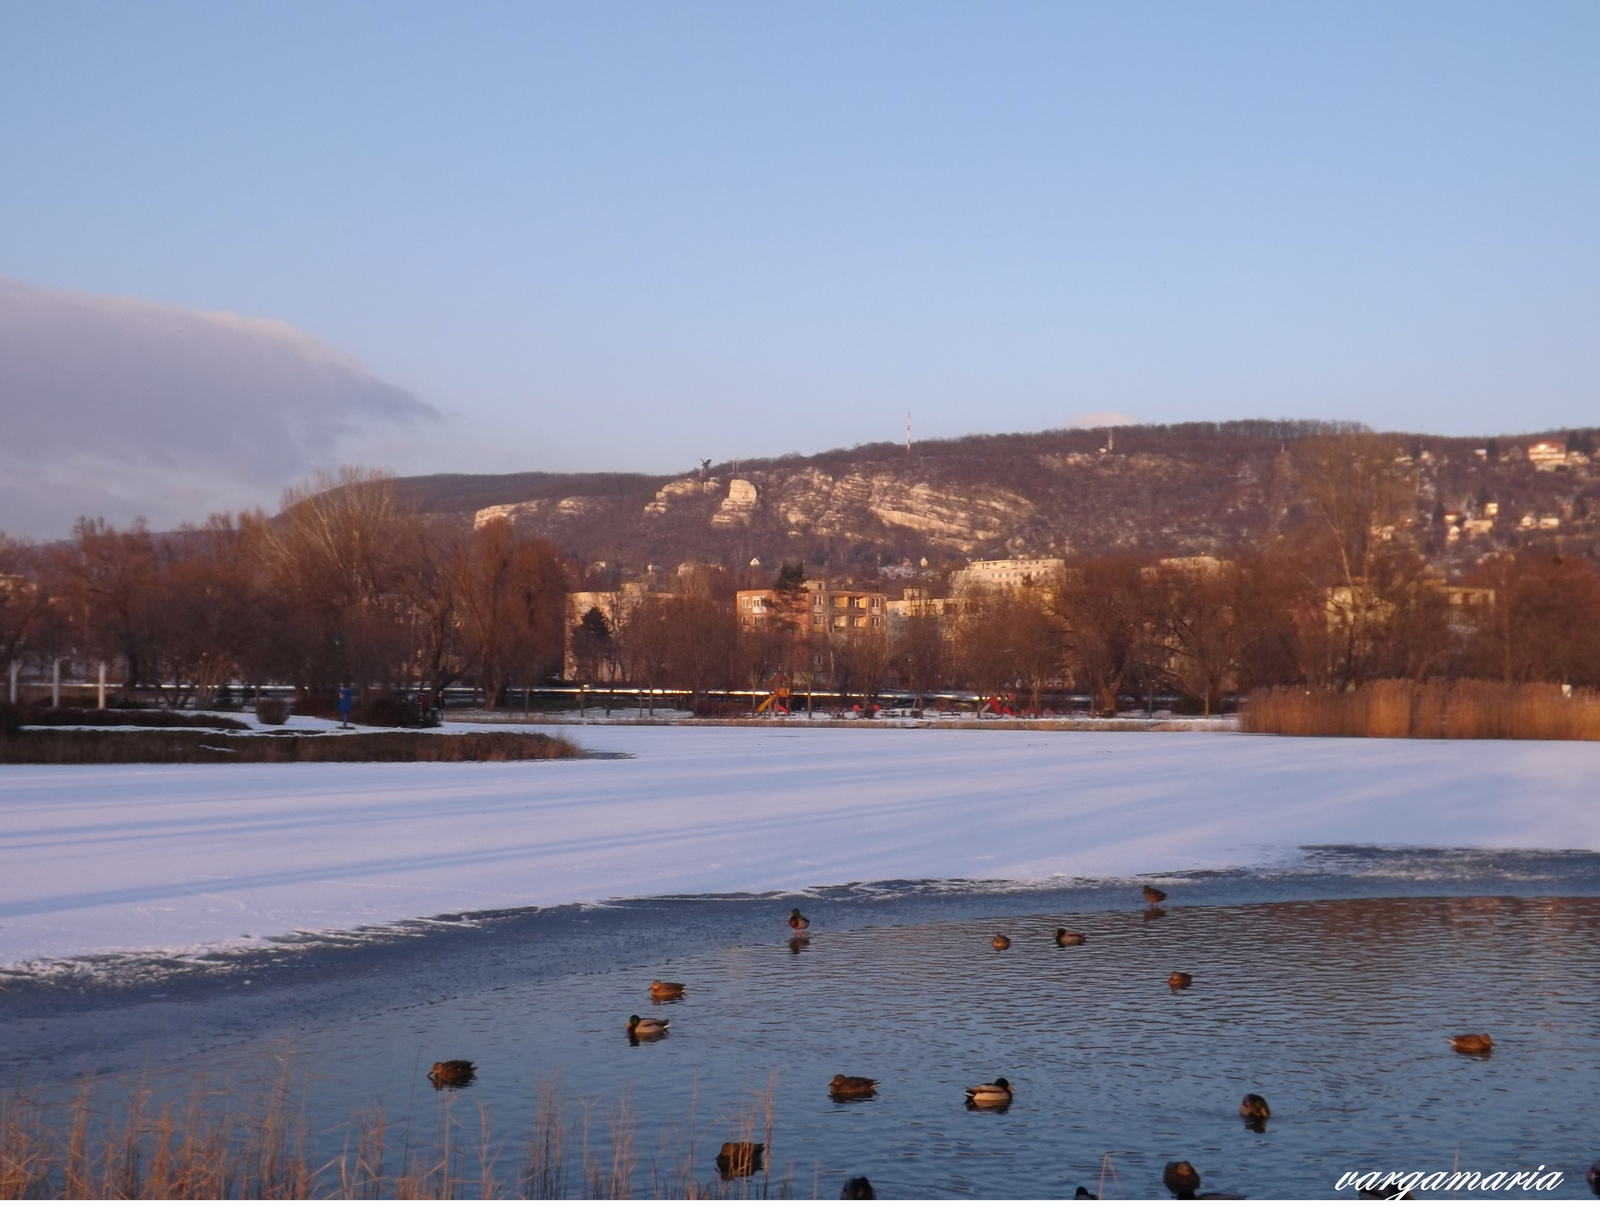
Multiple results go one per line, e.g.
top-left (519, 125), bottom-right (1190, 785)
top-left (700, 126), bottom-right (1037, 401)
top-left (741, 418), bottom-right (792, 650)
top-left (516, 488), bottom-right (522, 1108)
top-left (1241, 680), bottom-right (1600, 740)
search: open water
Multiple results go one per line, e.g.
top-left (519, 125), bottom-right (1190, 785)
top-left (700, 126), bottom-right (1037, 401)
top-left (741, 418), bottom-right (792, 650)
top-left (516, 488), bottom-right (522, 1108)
top-left (4, 847), bottom-right (1600, 1199)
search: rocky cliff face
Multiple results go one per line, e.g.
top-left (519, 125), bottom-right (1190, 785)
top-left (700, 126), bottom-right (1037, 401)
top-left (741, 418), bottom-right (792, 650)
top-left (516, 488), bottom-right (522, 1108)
top-left (401, 420), bottom-right (1597, 579)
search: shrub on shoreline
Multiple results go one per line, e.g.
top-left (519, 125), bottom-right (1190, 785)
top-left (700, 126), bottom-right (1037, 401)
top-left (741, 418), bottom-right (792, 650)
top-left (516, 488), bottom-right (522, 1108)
top-left (0, 729), bottom-right (581, 764)
top-left (4, 706), bottom-right (250, 731)
top-left (254, 697), bottom-right (292, 725)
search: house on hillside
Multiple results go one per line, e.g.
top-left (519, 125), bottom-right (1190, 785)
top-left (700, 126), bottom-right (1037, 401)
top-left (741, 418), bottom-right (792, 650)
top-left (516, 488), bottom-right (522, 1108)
top-left (1528, 440), bottom-right (1567, 470)
top-left (949, 557), bottom-right (1066, 595)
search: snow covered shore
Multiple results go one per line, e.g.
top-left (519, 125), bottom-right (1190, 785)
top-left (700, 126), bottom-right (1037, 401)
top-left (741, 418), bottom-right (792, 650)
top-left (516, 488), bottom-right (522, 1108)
top-left (2, 728), bottom-right (1597, 969)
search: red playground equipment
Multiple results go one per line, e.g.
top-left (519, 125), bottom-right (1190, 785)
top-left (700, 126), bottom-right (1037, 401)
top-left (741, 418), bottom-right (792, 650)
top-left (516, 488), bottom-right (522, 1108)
top-left (756, 674), bottom-right (792, 715)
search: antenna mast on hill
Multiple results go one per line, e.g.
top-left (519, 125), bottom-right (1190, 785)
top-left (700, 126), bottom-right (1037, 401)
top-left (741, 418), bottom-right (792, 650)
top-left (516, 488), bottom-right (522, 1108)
top-left (906, 412), bottom-right (912, 453)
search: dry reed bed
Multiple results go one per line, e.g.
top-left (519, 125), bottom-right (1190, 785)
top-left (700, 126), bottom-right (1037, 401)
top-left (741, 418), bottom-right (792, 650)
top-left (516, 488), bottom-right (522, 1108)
top-left (1242, 680), bottom-right (1600, 740)
top-left (0, 730), bottom-right (582, 764)
top-left (1, 1071), bottom-right (788, 1199)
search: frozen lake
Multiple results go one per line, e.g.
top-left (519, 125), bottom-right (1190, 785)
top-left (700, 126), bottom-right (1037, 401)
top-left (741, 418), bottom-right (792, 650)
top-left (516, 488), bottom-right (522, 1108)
top-left (4, 726), bottom-right (1600, 972)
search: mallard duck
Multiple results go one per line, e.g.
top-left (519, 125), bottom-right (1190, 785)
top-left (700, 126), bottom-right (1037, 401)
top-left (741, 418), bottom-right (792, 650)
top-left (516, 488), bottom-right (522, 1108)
top-left (991, 933), bottom-right (1011, 950)
top-left (788, 908), bottom-right (810, 932)
top-left (1586, 1161), bottom-right (1599, 1197)
top-left (841, 1175), bottom-right (876, 1199)
top-left (428, 1060), bottom-right (476, 1089)
top-left (1074, 1187), bottom-right (1099, 1200)
top-left (1143, 884), bottom-right (1168, 905)
top-left (1239, 1093), bottom-right (1270, 1121)
top-left (829, 1074), bottom-right (879, 1099)
top-left (964, 1077), bottom-right (1013, 1108)
top-left (1163, 1160), bottom-right (1200, 1199)
top-left (1169, 971), bottom-right (1193, 990)
top-left (649, 980), bottom-right (685, 1000)
top-left (715, 1141), bottom-right (765, 1179)
top-left (627, 1014), bottom-right (669, 1038)
top-left (1055, 929), bottom-right (1087, 946)
top-left (1449, 1033), bottom-right (1492, 1054)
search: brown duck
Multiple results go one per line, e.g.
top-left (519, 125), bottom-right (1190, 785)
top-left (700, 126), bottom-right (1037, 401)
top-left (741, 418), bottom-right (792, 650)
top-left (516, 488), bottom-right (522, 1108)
top-left (649, 980), bottom-right (685, 1000)
top-left (1168, 972), bottom-right (1193, 990)
top-left (991, 933), bottom-right (1011, 950)
top-left (1055, 929), bottom-right (1087, 946)
top-left (428, 1060), bottom-right (476, 1089)
top-left (716, 1141), bottom-right (765, 1179)
top-left (1142, 885), bottom-right (1169, 905)
top-left (1450, 1033), bottom-right (1492, 1054)
top-left (829, 1074), bottom-right (880, 1100)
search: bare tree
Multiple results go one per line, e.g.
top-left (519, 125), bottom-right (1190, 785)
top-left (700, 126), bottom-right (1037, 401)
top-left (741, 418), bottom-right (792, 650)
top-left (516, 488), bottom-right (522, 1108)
top-left (0, 534), bottom-right (48, 683)
top-left (892, 612), bottom-right (946, 710)
top-left (53, 517), bottom-right (159, 688)
top-left (146, 518), bottom-right (268, 707)
top-left (453, 517), bottom-right (567, 707)
top-left (257, 468), bottom-right (413, 696)
top-left (1146, 559), bottom-right (1240, 716)
top-left (1294, 433), bottom-right (1413, 688)
top-left (1055, 555), bottom-right (1157, 715)
top-left (1468, 550), bottom-right (1600, 685)
top-left (657, 594), bottom-right (736, 711)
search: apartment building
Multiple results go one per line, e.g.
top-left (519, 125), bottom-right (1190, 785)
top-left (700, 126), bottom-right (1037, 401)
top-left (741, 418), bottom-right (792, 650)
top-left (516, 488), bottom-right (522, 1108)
top-left (736, 580), bottom-right (886, 635)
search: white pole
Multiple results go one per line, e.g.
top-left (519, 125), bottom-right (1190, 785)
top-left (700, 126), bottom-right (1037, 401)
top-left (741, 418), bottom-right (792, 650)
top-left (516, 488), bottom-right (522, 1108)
top-left (52, 659), bottom-right (61, 708)
top-left (98, 662), bottom-right (107, 710)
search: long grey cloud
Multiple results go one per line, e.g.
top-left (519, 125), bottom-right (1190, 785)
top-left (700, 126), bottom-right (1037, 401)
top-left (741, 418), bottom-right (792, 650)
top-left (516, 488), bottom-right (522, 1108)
top-left (0, 277), bottom-right (437, 538)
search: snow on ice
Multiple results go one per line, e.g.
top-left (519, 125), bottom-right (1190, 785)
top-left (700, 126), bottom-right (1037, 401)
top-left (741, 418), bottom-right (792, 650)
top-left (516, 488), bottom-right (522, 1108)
top-left (2, 727), bottom-right (1597, 968)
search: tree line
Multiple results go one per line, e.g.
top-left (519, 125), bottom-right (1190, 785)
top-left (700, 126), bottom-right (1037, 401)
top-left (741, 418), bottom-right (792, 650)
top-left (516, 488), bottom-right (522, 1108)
top-left (3, 437), bottom-right (1598, 714)
top-left (0, 471), bottom-right (566, 710)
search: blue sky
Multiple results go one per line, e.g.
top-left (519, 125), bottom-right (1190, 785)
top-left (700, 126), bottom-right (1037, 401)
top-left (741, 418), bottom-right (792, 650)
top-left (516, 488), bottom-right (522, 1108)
top-left (1, 1), bottom-right (1597, 533)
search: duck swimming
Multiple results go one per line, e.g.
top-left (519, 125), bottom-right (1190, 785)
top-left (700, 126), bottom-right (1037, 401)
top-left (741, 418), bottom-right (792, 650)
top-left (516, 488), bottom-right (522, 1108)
top-left (1239, 1093), bottom-right (1270, 1121)
top-left (1163, 1160), bottom-right (1200, 1199)
top-left (829, 1074), bottom-right (879, 1100)
top-left (964, 1077), bottom-right (1013, 1108)
top-left (788, 908), bottom-right (810, 932)
top-left (841, 1175), bottom-right (876, 1199)
top-left (1055, 929), bottom-right (1087, 946)
top-left (1450, 1033), bottom-right (1492, 1054)
top-left (1169, 971), bottom-right (1193, 989)
top-left (1143, 885), bottom-right (1169, 905)
top-left (627, 1014), bottom-right (669, 1039)
top-left (991, 934), bottom-right (1011, 950)
top-left (649, 980), bottom-right (685, 1000)
top-left (428, 1060), bottom-right (476, 1089)
top-left (715, 1141), bottom-right (765, 1179)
